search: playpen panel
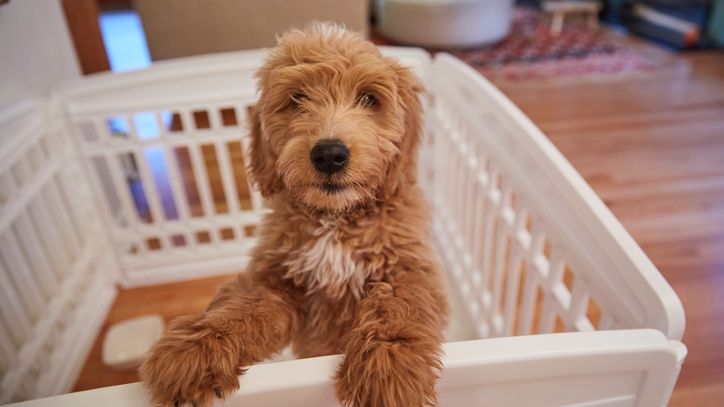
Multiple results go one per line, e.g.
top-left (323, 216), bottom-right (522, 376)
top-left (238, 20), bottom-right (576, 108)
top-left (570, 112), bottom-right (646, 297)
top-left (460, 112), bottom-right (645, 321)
top-left (67, 96), bottom-right (265, 283)
top-left (0, 101), bottom-right (117, 403)
top-left (425, 56), bottom-right (665, 341)
top-left (53, 49), bottom-right (429, 285)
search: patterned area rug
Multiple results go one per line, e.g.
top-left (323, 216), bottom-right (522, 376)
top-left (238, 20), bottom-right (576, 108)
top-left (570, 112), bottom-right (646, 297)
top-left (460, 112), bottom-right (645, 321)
top-left (372, 7), bottom-right (660, 81)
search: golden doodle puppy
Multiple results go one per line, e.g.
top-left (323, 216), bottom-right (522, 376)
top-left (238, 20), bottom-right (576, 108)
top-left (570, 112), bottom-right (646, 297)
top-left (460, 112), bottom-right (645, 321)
top-left (140, 22), bottom-right (449, 407)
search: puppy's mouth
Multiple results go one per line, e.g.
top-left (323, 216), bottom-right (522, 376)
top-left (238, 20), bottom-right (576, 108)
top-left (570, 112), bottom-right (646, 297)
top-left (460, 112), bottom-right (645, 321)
top-left (319, 180), bottom-right (348, 194)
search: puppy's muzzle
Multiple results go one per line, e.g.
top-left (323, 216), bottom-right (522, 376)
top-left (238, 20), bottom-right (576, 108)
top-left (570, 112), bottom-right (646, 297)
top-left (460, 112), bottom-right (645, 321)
top-left (310, 139), bottom-right (349, 175)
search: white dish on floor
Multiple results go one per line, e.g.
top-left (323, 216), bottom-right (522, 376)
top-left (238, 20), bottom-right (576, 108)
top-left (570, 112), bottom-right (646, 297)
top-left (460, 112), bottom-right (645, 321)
top-left (102, 315), bottom-right (165, 371)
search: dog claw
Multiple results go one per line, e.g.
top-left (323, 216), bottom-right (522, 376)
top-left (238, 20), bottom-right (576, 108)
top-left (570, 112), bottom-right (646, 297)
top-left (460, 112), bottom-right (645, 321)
top-left (214, 387), bottom-right (223, 398)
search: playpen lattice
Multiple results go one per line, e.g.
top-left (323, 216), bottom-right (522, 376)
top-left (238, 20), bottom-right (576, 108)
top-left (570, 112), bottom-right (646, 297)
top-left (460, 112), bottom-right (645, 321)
top-left (0, 48), bottom-right (685, 406)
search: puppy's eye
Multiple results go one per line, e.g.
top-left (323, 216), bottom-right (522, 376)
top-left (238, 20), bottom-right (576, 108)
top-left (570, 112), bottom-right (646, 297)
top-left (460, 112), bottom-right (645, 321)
top-left (356, 92), bottom-right (378, 109)
top-left (289, 91), bottom-right (308, 109)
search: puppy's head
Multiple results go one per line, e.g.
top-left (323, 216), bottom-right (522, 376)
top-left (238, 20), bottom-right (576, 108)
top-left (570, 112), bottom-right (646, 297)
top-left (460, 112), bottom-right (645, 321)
top-left (248, 23), bottom-right (423, 213)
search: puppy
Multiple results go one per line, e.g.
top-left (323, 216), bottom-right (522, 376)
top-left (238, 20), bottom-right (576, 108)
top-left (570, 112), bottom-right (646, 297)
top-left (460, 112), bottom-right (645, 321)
top-left (140, 23), bottom-right (449, 407)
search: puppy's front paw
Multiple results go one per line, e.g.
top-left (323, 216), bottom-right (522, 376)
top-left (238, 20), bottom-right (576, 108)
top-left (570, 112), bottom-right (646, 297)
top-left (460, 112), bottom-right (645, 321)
top-left (335, 339), bottom-right (440, 407)
top-left (140, 315), bottom-right (242, 407)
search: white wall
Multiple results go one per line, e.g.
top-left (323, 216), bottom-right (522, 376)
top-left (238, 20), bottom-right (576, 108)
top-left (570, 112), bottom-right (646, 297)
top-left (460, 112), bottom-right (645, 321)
top-left (0, 0), bottom-right (80, 111)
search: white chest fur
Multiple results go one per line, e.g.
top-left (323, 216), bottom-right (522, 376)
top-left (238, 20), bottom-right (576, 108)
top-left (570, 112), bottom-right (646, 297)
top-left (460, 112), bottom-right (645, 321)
top-left (283, 225), bottom-right (369, 299)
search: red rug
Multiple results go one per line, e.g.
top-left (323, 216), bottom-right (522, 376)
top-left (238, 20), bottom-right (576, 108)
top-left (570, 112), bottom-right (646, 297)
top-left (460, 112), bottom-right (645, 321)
top-left (373, 7), bottom-right (659, 81)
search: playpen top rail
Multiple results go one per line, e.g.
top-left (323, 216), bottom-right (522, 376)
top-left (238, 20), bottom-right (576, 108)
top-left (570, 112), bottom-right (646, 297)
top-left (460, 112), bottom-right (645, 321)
top-left (6, 330), bottom-right (685, 407)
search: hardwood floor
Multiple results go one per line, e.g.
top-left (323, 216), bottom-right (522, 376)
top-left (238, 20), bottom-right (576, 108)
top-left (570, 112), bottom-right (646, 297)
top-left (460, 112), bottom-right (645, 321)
top-left (493, 52), bottom-right (724, 406)
top-left (74, 275), bottom-right (232, 391)
top-left (74, 51), bottom-right (724, 405)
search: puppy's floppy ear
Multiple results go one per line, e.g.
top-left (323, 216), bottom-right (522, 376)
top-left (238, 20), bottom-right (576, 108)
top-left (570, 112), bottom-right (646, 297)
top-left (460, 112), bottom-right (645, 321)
top-left (246, 105), bottom-right (281, 198)
top-left (396, 63), bottom-right (424, 168)
top-left (384, 60), bottom-right (424, 196)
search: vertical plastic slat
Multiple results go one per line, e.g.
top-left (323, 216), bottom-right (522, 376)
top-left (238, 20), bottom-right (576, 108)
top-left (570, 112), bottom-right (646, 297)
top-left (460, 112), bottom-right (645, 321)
top-left (179, 110), bottom-right (194, 136)
top-left (432, 105), bottom-right (449, 211)
top-left (0, 260), bottom-right (33, 346)
top-left (471, 165), bottom-right (489, 277)
top-left (13, 215), bottom-right (57, 298)
top-left (52, 172), bottom-right (86, 247)
top-left (44, 180), bottom-right (81, 259)
top-left (0, 325), bottom-right (16, 372)
top-left (188, 142), bottom-right (220, 245)
top-left (461, 142), bottom-right (476, 243)
top-left (0, 235), bottom-right (45, 319)
top-left (477, 169), bottom-right (499, 302)
top-left (538, 253), bottom-right (566, 333)
top-left (569, 278), bottom-right (591, 325)
top-left (438, 110), bottom-right (454, 214)
top-left (454, 135), bottom-right (467, 242)
top-left (207, 104), bottom-right (222, 130)
top-left (161, 146), bottom-right (195, 247)
top-left (104, 151), bottom-right (146, 256)
top-left (156, 111), bottom-right (170, 139)
top-left (28, 199), bottom-right (71, 279)
top-left (516, 270), bottom-right (538, 336)
top-left (489, 189), bottom-right (513, 330)
top-left (124, 113), bottom-right (141, 143)
top-left (463, 146), bottom-right (479, 261)
top-left (94, 116), bottom-right (146, 247)
top-left (0, 174), bottom-right (18, 206)
top-left (215, 141), bottom-right (239, 214)
top-left (133, 147), bottom-right (165, 224)
top-left (459, 159), bottom-right (474, 257)
top-left (188, 142), bottom-right (216, 218)
top-left (501, 246), bottom-right (524, 336)
top-left (501, 207), bottom-right (530, 335)
top-left (161, 147), bottom-right (190, 220)
top-left (451, 131), bottom-right (463, 226)
top-left (12, 159), bottom-right (32, 189)
top-left (527, 224), bottom-right (546, 263)
top-left (209, 108), bottom-right (241, 218)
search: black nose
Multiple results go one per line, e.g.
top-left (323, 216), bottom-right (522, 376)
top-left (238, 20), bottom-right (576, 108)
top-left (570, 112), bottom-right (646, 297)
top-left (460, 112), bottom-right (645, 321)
top-left (310, 139), bottom-right (349, 174)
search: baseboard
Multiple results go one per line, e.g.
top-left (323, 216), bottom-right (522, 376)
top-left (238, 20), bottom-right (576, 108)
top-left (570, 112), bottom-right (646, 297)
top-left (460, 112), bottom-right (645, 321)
top-left (118, 253), bottom-right (251, 288)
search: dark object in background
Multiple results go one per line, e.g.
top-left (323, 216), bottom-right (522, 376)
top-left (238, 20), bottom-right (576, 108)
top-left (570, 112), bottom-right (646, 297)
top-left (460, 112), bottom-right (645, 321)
top-left (617, 0), bottom-right (719, 48)
top-left (709, 0), bottom-right (724, 45)
top-left (521, 0), bottom-right (720, 49)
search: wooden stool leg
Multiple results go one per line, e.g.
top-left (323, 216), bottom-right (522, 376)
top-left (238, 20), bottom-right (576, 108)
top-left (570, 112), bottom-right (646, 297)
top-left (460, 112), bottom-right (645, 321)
top-left (551, 12), bottom-right (564, 35)
top-left (588, 12), bottom-right (599, 29)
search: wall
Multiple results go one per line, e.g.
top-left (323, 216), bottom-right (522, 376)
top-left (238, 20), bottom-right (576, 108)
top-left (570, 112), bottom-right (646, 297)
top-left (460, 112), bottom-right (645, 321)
top-left (0, 0), bottom-right (80, 111)
top-left (134, 0), bottom-right (368, 61)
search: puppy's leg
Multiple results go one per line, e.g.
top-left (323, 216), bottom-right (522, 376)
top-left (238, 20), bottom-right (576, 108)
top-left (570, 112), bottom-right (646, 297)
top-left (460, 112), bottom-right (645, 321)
top-left (335, 271), bottom-right (448, 407)
top-left (140, 272), bottom-right (300, 407)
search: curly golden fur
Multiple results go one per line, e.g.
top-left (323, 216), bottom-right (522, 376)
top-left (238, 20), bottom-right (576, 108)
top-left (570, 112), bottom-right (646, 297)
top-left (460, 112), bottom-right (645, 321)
top-left (140, 23), bottom-right (449, 407)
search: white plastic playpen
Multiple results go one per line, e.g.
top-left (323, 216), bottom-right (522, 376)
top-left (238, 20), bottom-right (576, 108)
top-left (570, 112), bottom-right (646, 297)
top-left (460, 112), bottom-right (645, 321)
top-left (1, 48), bottom-right (685, 406)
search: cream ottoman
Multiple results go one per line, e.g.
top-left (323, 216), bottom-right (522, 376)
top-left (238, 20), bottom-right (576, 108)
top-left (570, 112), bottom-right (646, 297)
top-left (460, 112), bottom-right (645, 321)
top-left (376, 0), bottom-right (514, 48)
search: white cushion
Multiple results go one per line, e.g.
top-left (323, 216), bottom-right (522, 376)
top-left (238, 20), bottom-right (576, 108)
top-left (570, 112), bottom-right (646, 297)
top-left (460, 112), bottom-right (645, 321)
top-left (377, 0), bottom-right (514, 48)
